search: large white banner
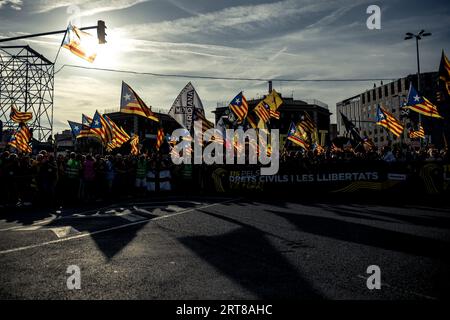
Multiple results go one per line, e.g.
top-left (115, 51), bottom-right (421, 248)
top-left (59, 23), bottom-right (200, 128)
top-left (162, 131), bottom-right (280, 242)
top-left (169, 82), bottom-right (205, 132)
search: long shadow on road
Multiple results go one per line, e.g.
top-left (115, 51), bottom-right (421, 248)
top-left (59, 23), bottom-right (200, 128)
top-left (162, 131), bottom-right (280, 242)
top-left (269, 209), bottom-right (450, 261)
top-left (178, 211), bottom-right (322, 299)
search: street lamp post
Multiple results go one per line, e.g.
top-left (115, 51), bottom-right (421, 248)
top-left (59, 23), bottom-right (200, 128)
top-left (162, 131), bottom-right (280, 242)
top-left (404, 29), bottom-right (432, 147)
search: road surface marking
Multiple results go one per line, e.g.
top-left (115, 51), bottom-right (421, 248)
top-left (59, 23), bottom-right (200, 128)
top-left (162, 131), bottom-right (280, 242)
top-left (0, 198), bottom-right (238, 255)
top-left (0, 215), bottom-right (56, 232)
top-left (356, 274), bottom-right (437, 300)
top-left (48, 226), bottom-right (80, 238)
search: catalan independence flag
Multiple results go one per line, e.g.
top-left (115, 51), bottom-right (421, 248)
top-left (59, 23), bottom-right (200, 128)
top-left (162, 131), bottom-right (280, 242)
top-left (68, 120), bottom-right (83, 138)
top-left (254, 102), bottom-right (271, 123)
top-left (287, 122), bottom-right (309, 150)
top-left (298, 112), bottom-right (316, 133)
top-left (78, 114), bottom-right (95, 138)
top-left (120, 81), bottom-right (159, 122)
top-left (228, 92), bottom-right (248, 123)
top-left (90, 111), bottom-right (113, 144)
top-left (376, 106), bottom-right (404, 137)
top-left (9, 124), bottom-right (32, 153)
top-left (404, 84), bottom-right (443, 119)
top-left (155, 127), bottom-right (165, 151)
top-left (10, 105), bottom-right (32, 123)
top-left (62, 23), bottom-right (97, 63)
top-left (104, 115), bottom-right (130, 148)
top-left (439, 50), bottom-right (450, 96)
top-left (130, 135), bottom-right (140, 156)
top-left (408, 124), bottom-right (425, 139)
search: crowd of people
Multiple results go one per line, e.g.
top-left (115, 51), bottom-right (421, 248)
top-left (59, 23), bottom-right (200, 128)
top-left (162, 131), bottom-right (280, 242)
top-left (280, 143), bottom-right (450, 164)
top-left (0, 143), bottom-right (449, 208)
top-left (0, 150), bottom-right (176, 208)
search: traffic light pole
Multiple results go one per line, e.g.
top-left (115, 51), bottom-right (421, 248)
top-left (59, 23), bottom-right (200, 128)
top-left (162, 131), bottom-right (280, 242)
top-left (0, 26), bottom-right (96, 43)
top-left (0, 21), bottom-right (106, 44)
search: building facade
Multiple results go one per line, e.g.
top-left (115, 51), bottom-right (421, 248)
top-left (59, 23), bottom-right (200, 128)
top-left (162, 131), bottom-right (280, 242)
top-left (336, 72), bottom-right (442, 148)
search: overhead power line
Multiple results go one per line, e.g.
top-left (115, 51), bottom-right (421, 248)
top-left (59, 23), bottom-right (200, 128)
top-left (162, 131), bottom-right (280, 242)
top-left (54, 64), bottom-right (398, 83)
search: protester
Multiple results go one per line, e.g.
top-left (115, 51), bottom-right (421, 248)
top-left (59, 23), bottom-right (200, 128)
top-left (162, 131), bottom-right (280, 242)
top-left (0, 143), bottom-right (449, 208)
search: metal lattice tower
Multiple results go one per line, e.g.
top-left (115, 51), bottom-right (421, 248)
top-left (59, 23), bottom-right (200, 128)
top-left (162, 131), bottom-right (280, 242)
top-left (0, 45), bottom-right (54, 141)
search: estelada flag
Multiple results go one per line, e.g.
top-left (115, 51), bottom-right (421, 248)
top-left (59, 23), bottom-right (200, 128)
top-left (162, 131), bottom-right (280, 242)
top-left (120, 81), bottom-right (159, 122)
top-left (62, 23), bottom-right (97, 63)
top-left (404, 84), bottom-right (443, 119)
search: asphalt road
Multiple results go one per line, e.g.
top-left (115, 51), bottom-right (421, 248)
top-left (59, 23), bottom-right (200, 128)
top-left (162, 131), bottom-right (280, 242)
top-left (0, 196), bottom-right (449, 300)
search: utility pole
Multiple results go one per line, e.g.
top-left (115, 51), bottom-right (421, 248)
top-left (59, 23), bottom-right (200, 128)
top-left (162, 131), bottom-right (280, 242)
top-left (405, 30), bottom-right (432, 148)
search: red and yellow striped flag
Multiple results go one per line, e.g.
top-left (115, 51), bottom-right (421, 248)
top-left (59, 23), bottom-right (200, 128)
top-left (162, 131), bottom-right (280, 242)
top-left (10, 105), bottom-right (32, 123)
top-left (9, 124), bottom-right (32, 153)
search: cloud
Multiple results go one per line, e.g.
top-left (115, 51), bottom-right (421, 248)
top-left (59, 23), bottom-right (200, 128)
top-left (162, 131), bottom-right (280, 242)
top-left (0, 0), bottom-right (22, 10)
top-left (23, 0), bottom-right (150, 16)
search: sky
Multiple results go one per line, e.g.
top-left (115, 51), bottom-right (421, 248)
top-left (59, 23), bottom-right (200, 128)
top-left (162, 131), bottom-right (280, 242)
top-left (0, 0), bottom-right (449, 134)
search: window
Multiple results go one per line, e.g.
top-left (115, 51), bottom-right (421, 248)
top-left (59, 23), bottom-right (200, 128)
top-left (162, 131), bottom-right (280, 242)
top-left (397, 79), bottom-right (402, 92)
top-left (380, 137), bottom-right (384, 142)
top-left (391, 82), bottom-right (395, 94)
top-left (374, 137), bottom-right (378, 142)
top-left (378, 87), bottom-right (382, 99)
top-left (372, 90), bottom-right (376, 101)
top-left (362, 94), bottom-right (365, 104)
top-left (384, 85), bottom-right (388, 97)
top-left (367, 92), bottom-right (371, 103)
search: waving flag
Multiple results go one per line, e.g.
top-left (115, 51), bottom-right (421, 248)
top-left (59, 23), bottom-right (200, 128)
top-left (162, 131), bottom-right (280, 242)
top-left (404, 84), bottom-right (443, 118)
top-left (408, 124), bottom-right (425, 139)
top-left (10, 105), bottom-right (32, 123)
top-left (120, 82), bottom-right (159, 122)
top-left (287, 122), bottom-right (309, 150)
top-left (62, 23), bottom-right (97, 63)
top-left (265, 90), bottom-right (283, 112)
top-left (77, 114), bottom-right (94, 138)
top-left (9, 124), bottom-right (32, 153)
top-left (438, 50), bottom-right (450, 98)
top-left (228, 92), bottom-right (248, 123)
top-left (155, 127), bottom-right (165, 151)
top-left (104, 115), bottom-right (130, 148)
top-left (90, 111), bottom-right (113, 144)
top-left (340, 112), bottom-right (363, 142)
top-left (376, 106), bottom-right (404, 137)
top-left (68, 121), bottom-right (83, 138)
top-left (254, 102), bottom-right (271, 123)
top-left (130, 135), bottom-right (140, 156)
top-left (299, 112), bottom-right (316, 134)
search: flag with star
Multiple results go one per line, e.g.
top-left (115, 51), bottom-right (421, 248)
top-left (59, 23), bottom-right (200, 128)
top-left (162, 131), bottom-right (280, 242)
top-left (287, 122), bottom-right (309, 150)
top-left (376, 105), bottom-right (404, 137)
top-left (404, 84), bottom-right (443, 118)
top-left (228, 92), bottom-right (248, 123)
top-left (68, 120), bottom-right (83, 138)
top-left (90, 111), bottom-right (113, 144)
top-left (77, 114), bottom-right (95, 138)
top-left (62, 23), bottom-right (97, 63)
top-left (120, 81), bottom-right (159, 122)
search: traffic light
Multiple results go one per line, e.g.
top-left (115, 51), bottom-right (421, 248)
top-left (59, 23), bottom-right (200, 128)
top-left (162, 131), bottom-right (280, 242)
top-left (97, 20), bottom-right (107, 44)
